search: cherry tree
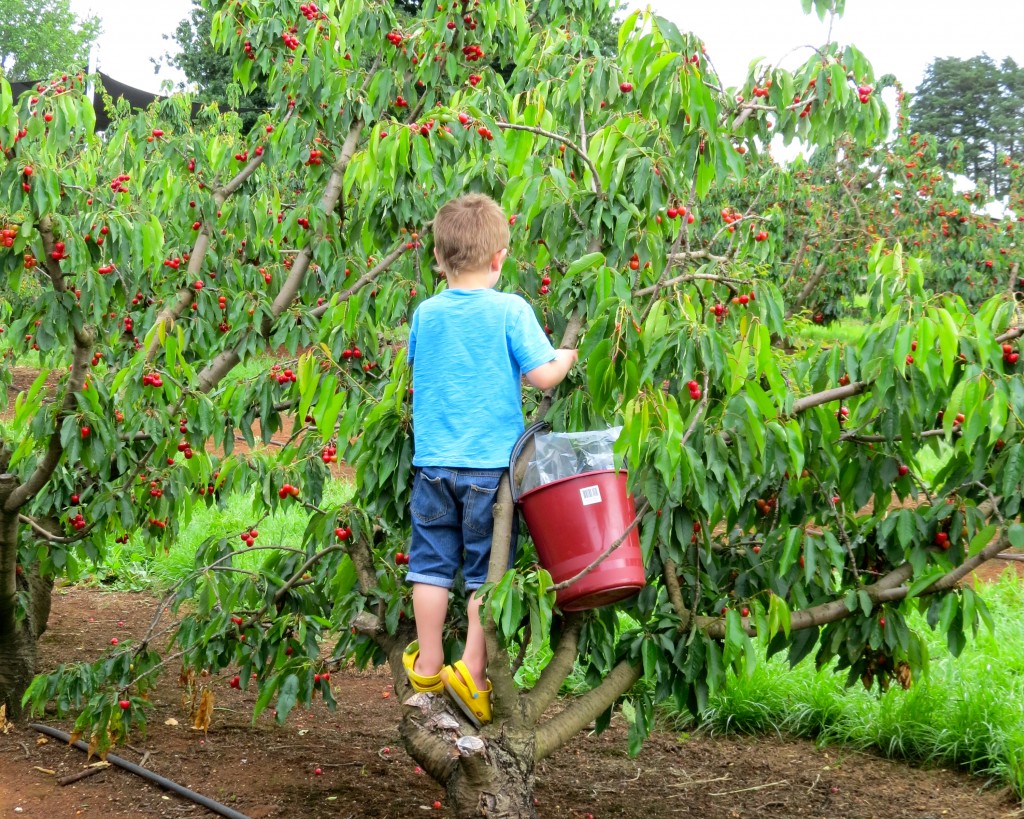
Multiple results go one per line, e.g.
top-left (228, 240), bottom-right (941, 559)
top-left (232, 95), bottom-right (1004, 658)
top-left (1, 1), bottom-right (1022, 816)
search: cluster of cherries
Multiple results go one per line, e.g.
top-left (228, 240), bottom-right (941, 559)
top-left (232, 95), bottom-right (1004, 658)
top-left (321, 443), bottom-right (338, 464)
top-left (305, 148), bottom-right (324, 166)
top-left (299, 2), bottom-right (323, 20)
top-left (447, 12), bottom-right (479, 30)
top-left (282, 30), bottom-right (301, 51)
top-left (271, 364), bottom-right (298, 385)
top-left (335, 524), bottom-right (352, 541)
top-left (50, 241), bottom-right (68, 262)
top-left (685, 379), bottom-right (702, 401)
top-left (176, 440), bottom-right (195, 460)
top-left (0, 226), bottom-right (17, 248)
top-left (109, 173), bottom-right (130, 194)
top-left (462, 44), bottom-right (485, 62)
top-left (197, 471), bottom-right (221, 497)
top-left (142, 371), bottom-right (164, 388)
top-left (278, 483), bottom-right (301, 500)
top-left (1002, 342), bottom-right (1019, 366)
top-left (240, 528), bottom-right (259, 547)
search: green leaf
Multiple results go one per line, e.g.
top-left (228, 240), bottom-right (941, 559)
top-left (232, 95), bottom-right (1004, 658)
top-left (275, 674), bottom-right (300, 723)
top-left (566, 252), bottom-right (605, 277)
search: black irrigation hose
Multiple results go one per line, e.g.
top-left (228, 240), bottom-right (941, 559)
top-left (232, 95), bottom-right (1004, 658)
top-left (30, 723), bottom-right (251, 819)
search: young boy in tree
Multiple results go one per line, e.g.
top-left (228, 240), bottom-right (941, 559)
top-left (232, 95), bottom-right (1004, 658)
top-left (402, 193), bottom-right (577, 726)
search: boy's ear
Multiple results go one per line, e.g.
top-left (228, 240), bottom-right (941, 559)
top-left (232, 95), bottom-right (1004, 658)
top-left (491, 247), bottom-right (508, 272)
top-left (434, 247), bottom-right (445, 271)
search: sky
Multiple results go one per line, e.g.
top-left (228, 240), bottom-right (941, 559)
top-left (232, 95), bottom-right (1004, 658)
top-left (67, 0), bottom-right (1024, 97)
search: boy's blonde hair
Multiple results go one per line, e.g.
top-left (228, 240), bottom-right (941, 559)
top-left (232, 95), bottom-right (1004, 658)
top-left (432, 193), bottom-right (510, 276)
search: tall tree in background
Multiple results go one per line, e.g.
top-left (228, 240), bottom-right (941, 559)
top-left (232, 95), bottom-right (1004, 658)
top-left (0, 0), bottom-right (99, 81)
top-left (156, 1), bottom-right (268, 129)
top-left (910, 55), bottom-right (1024, 198)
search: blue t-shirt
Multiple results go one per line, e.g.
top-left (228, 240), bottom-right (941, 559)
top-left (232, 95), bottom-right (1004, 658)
top-left (408, 288), bottom-right (556, 468)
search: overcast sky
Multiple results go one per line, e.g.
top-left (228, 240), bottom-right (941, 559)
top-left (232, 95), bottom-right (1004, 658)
top-left (68, 0), bottom-right (1024, 96)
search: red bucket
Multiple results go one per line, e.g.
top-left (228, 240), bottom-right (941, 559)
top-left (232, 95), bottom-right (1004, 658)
top-left (518, 470), bottom-right (645, 611)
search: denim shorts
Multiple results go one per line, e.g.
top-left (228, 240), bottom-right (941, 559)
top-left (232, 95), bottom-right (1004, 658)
top-left (408, 466), bottom-right (516, 590)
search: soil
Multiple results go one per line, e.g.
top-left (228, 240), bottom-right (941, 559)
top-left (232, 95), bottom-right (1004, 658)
top-left (1, 587), bottom-right (1021, 819)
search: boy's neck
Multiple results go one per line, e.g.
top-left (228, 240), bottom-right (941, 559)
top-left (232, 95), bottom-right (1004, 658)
top-left (445, 269), bottom-right (495, 290)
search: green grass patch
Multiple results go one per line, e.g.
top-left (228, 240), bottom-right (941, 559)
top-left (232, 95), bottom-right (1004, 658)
top-left (789, 318), bottom-right (867, 346)
top-left (675, 573), bottom-right (1024, 798)
top-left (100, 478), bottom-right (355, 590)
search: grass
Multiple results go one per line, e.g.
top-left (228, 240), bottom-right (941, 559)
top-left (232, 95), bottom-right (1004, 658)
top-left (788, 317), bottom-right (868, 346)
top-left (101, 479), bottom-right (354, 590)
top-left (674, 572), bottom-right (1024, 798)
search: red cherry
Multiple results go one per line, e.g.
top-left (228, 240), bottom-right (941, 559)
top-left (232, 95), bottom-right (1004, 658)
top-left (119, 699), bottom-right (130, 709)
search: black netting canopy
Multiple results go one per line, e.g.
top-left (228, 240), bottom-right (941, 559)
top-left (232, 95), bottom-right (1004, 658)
top-left (9, 72), bottom-right (203, 130)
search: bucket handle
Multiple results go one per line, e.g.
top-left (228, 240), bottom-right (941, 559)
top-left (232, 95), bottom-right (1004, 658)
top-left (508, 421), bottom-right (550, 505)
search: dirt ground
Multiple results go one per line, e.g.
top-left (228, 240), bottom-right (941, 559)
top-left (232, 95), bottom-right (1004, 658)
top-left (1, 587), bottom-right (1021, 819)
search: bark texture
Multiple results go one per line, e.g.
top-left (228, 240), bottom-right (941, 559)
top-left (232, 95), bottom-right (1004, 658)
top-left (0, 475), bottom-right (35, 720)
top-left (446, 728), bottom-right (538, 819)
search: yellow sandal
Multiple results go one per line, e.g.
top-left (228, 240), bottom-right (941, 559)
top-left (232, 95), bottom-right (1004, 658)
top-left (403, 641), bottom-right (444, 693)
top-left (441, 661), bottom-right (492, 727)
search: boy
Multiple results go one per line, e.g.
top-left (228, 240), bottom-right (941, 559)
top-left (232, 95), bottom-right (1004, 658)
top-left (402, 193), bottom-right (577, 727)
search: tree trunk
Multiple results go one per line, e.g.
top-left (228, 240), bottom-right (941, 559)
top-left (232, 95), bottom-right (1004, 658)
top-left (446, 728), bottom-right (539, 819)
top-left (0, 474), bottom-right (37, 721)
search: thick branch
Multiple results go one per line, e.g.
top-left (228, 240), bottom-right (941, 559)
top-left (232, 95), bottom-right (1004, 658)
top-left (4, 330), bottom-right (94, 512)
top-left (534, 659), bottom-right (642, 760)
top-left (195, 120), bottom-right (362, 393)
top-left (264, 123), bottom-right (362, 332)
top-left (662, 559), bottom-right (691, 631)
top-left (482, 476), bottom-right (519, 722)
top-left (522, 613), bottom-right (582, 725)
top-left (785, 260), bottom-right (827, 319)
top-left (311, 236), bottom-right (413, 319)
top-left (145, 147), bottom-right (271, 360)
top-left (790, 381), bottom-right (870, 415)
top-left (399, 719), bottom-right (459, 784)
top-left (634, 268), bottom-right (739, 298)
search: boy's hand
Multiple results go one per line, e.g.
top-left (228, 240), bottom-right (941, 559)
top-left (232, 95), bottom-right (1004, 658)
top-left (525, 348), bottom-right (578, 390)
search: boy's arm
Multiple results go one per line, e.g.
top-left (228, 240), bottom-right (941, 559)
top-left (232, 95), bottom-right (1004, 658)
top-left (524, 348), bottom-right (578, 390)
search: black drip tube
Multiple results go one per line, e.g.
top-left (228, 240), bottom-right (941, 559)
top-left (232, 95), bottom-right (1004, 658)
top-left (30, 723), bottom-right (251, 819)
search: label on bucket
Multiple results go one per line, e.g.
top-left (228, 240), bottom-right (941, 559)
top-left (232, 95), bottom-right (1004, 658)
top-left (579, 485), bottom-right (602, 506)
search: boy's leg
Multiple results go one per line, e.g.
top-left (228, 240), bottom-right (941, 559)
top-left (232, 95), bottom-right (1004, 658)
top-left (458, 468), bottom-right (513, 689)
top-left (412, 582), bottom-right (450, 677)
top-left (407, 467), bottom-right (460, 685)
top-left (461, 590), bottom-right (486, 688)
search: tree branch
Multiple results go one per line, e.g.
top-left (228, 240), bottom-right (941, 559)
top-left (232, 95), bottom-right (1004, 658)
top-left (495, 121), bottom-right (602, 198)
top-left (145, 135), bottom-right (278, 361)
top-left (534, 659), bottom-right (642, 760)
top-left (310, 235), bottom-right (415, 319)
top-left (4, 329), bottom-right (94, 512)
top-left (194, 122), bottom-right (361, 394)
top-left (521, 613), bottom-right (582, 724)
top-left (548, 500), bottom-right (649, 592)
top-left (482, 476), bottom-right (519, 723)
